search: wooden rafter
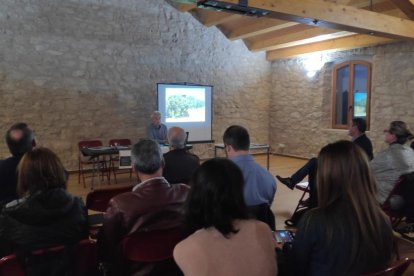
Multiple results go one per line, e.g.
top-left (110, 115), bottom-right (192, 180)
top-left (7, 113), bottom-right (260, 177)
top-left (216, 0), bottom-right (414, 40)
top-left (266, 34), bottom-right (395, 60)
top-left (226, 18), bottom-right (298, 40)
top-left (390, 0), bottom-right (414, 20)
top-left (246, 26), bottom-right (355, 52)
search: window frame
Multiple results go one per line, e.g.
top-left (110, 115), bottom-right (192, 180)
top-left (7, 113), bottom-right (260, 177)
top-left (332, 60), bottom-right (372, 130)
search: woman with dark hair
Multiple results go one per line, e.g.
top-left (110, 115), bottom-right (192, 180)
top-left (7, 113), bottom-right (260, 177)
top-left (0, 147), bottom-right (88, 258)
top-left (372, 121), bottom-right (414, 207)
top-left (173, 158), bottom-right (277, 276)
top-left (293, 140), bottom-right (393, 275)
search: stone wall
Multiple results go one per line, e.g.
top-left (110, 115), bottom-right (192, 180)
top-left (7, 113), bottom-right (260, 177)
top-left (270, 42), bottom-right (414, 158)
top-left (0, 0), bottom-right (271, 170)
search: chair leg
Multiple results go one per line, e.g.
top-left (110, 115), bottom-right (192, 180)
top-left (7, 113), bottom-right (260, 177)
top-left (111, 158), bottom-right (118, 184)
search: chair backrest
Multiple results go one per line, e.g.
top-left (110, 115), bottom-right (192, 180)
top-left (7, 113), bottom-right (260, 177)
top-left (361, 258), bottom-right (412, 276)
top-left (0, 239), bottom-right (97, 276)
top-left (86, 185), bottom-right (134, 212)
top-left (109, 139), bottom-right (132, 147)
top-left (121, 227), bottom-right (185, 262)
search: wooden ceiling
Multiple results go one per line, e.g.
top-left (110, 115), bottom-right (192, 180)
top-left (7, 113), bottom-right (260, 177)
top-left (166, 0), bottom-right (414, 61)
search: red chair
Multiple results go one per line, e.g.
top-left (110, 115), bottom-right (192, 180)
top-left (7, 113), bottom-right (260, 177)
top-left (0, 239), bottom-right (98, 276)
top-left (86, 185), bottom-right (134, 239)
top-left (108, 139), bottom-right (132, 184)
top-left (78, 140), bottom-right (110, 188)
top-left (380, 173), bottom-right (414, 229)
top-left (121, 227), bottom-right (185, 262)
top-left (361, 257), bottom-right (412, 276)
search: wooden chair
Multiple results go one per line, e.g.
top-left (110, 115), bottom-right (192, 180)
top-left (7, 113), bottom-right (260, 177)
top-left (108, 139), bottom-right (132, 184)
top-left (86, 185), bottom-right (134, 238)
top-left (361, 258), bottom-right (412, 276)
top-left (0, 239), bottom-right (98, 276)
top-left (78, 140), bottom-right (110, 188)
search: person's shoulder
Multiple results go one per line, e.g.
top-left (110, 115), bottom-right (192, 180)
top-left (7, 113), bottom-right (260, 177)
top-left (173, 231), bottom-right (204, 264)
top-left (171, 183), bottom-right (191, 192)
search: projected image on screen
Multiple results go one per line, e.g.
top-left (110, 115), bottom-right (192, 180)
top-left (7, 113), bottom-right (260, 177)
top-left (166, 88), bottom-right (205, 123)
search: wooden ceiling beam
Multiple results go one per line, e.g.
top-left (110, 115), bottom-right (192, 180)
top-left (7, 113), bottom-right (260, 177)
top-left (247, 26), bottom-right (355, 52)
top-left (224, 0), bottom-right (398, 41)
top-left (266, 34), bottom-right (395, 60)
top-left (218, 0), bottom-right (414, 40)
top-left (227, 19), bottom-right (298, 40)
top-left (390, 0), bottom-right (414, 20)
top-left (191, 9), bottom-right (241, 27)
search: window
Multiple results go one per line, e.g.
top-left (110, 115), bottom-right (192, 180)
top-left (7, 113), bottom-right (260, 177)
top-left (332, 60), bottom-right (371, 129)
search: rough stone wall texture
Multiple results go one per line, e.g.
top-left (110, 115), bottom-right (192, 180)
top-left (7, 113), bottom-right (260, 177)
top-left (270, 41), bottom-right (414, 158)
top-left (0, 0), bottom-right (271, 170)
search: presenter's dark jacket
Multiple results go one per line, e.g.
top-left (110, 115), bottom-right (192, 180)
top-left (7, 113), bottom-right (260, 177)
top-left (0, 188), bottom-right (88, 258)
top-left (354, 133), bottom-right (374, 160)
top-left (98, 177), bottom-right (189, 276)
top-left (163, 149), bottom-right (200, 185)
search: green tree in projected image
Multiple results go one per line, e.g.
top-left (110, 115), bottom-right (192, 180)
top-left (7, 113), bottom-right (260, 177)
top-left (166, 95), bottom-right (204, 118)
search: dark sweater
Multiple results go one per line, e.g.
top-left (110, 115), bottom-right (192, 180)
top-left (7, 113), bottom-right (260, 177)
top-left (292, 203), bottom-right (393, 276)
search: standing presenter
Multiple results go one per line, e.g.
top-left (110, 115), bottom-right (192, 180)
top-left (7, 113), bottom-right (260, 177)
top-left (147, 111), bottom-right (168, 144)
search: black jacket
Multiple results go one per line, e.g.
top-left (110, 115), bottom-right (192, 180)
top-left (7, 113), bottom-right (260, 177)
top-left (354, 134), bottom-right (374, 160)
top-left (163, 149), bottom-right (200, 184)
top-left (0, 155), bottom-right (22, 205)
top-left (0, 188), bottom-right (88, 258)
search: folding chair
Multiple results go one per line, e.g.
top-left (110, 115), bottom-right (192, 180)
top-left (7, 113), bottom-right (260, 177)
top-left (293, 182), bottom-right (310, 215)
top-left (361, 257), bottom-right (412, 276)
top-left (86, 185), bottom-right (134, 238)
top-left (108, 139), bottom-right (132, 184)
top-left (78, 140), bottom-right (110, 188)
top-left (0, 239), bottom-right (98, 276)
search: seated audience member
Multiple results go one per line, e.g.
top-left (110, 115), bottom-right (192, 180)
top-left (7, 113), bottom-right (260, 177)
top-left (292, 140), bottom-right (393, 275)
top-left (223, 125), bottom-right (276, 229)
top-left (147, 110), bottom-right (168, 144)
top-left (0, 147), bottom-right (88, 258)
top-left (371, 121), bottom-right (414, 208)
top-left (98, 139), bottom-right (189, 275)
top-left (0, 123), bottom-right (34, 205)
top-left (276, 118), bottom-right (373, 209)
top-left (174, 158), bottom-right (277, 276)
top-left (163, 127), bottom-right (200, 184)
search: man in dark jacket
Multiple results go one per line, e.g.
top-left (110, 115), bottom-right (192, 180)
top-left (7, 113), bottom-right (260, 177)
top-left (98, 139), bottom-right (190, 275)
top-left (277, 118), bottom-right (373, 210)
top-left (163, 127), bottom-right (200, 184)
top-left (0, 123), bottom-right (34, 205)
top-left (349, 117), bottom-right (373, 160)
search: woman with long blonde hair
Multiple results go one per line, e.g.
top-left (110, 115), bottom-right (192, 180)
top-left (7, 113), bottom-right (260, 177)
top-left (292, 140), bottom-right (393, 275)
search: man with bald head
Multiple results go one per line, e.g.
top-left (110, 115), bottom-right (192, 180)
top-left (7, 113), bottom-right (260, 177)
top-left (0, 123), bottom-right (34, 205)
top-left (163, 127), bottom-right (200, 184)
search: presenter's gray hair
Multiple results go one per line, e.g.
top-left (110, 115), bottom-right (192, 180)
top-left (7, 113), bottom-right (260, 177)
top-left (131, 139), bottom-right (163, 174)
top-left (168, 127), bottom-right (186, 149)
top-left (151, 111), bottom-right (162, 119)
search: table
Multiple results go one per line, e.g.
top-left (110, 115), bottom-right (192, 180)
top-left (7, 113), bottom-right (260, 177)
top-left (80, 146), bottom-right (131, 188)
top-left (214, 143), bottom-right (271, 170)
